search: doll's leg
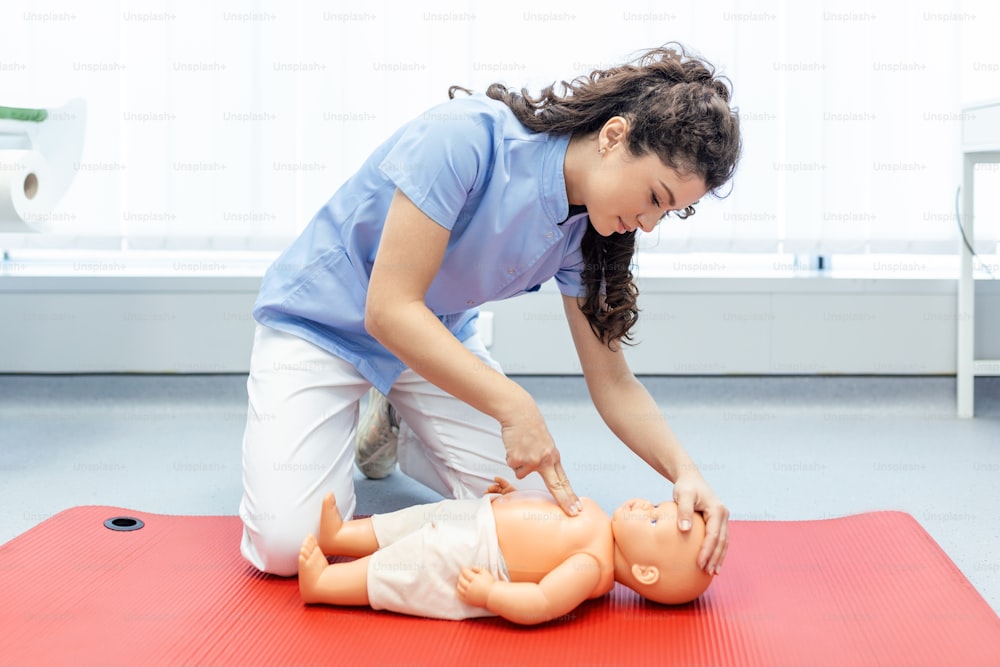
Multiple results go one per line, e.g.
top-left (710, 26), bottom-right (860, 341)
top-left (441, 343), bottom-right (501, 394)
top-left (317, 492), bottom-right (378, 557)
top-left (298, 534), bottom-right (371, 606)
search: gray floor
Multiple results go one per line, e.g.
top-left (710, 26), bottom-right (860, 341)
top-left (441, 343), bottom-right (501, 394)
top-left (1, 374), bottom-right (998, 613)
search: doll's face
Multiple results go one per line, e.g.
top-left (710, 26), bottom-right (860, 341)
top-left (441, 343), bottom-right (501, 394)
top-left (611, 499), bottom-right (714, 604)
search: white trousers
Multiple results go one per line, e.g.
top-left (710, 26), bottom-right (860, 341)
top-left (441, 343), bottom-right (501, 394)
top-left (238, 324), bottom-right (535, 576)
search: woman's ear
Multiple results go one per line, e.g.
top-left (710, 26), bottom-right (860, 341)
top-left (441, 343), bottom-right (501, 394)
top-left (599, 116), bottom-right (629, 151)
top-left (630, 564), bottom-right (661, 586)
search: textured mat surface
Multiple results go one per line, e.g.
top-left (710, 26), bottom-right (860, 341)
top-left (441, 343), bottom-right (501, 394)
top-left (1, 506), bottom-right (998, 667)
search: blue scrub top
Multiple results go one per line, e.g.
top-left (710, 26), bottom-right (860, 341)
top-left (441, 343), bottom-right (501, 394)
top-left (253, 94), bottom-right (590, 394)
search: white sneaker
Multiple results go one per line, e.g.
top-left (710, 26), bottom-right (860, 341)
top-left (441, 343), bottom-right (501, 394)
top-left (355, 388), bottom-right (400, 479)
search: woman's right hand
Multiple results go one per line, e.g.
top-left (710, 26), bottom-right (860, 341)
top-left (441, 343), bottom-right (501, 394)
top-left (500, 405), bottom-right (582, 516)
top-left (368, 191), bottom-right (581, 517)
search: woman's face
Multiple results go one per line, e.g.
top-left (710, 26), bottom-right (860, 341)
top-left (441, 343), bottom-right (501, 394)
top-left (581, 116), bottom-right (708, 237)
top-left (588, 148), bottom-right (707, 237)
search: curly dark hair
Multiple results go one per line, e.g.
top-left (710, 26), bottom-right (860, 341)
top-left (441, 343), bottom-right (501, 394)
top-left (451, 43), bottom-right (742, 349)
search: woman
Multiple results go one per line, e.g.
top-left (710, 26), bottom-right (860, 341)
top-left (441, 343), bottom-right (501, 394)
top-left (240, 43), bottom-right (741, 577)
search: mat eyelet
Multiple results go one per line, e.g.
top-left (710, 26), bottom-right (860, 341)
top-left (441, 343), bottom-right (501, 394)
top-left (104, 516), bottom-right (144, 531)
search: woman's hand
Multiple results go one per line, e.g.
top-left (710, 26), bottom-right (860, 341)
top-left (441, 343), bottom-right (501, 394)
top-left (672, 473), bottom-right (729, 575)
top-left (499, 405), bottom-right (582, 516)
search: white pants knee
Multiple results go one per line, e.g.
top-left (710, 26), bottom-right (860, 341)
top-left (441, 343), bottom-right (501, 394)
top-left (238, 324), bottom-right (534, 576)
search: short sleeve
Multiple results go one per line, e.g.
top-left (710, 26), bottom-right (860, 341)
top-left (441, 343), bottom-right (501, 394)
top-left (554, 243), bottom-right (587, 299)
top-left (378, 98), bottom-right (496, 231)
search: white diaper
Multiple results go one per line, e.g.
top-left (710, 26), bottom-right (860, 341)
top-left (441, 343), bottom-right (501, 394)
top-left (367, 495), bottom-right (508, 620)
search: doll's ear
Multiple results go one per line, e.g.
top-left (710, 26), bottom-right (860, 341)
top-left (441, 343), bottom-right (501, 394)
top-left (630, 564), bottom-right (660, 586)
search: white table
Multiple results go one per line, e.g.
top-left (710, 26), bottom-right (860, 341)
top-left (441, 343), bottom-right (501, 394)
top-left (957, 98), bottom-right (1000, 417)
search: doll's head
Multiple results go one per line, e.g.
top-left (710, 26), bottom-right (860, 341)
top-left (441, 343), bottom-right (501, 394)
top-left (611, 499), bottom-right (714, 605)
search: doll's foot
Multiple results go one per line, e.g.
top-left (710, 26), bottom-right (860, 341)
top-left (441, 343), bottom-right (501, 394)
top-left (317, 492), bottom-right (343, 553)
top-left (298, 534), bottom-right (328, 604)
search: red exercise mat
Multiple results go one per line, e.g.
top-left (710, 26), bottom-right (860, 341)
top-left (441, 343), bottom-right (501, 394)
top-left (0, 506), bottom-right (997, 666)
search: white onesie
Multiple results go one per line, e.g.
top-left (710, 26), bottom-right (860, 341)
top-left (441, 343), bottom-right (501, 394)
top-left (367, 495), bottom-right (508, 620)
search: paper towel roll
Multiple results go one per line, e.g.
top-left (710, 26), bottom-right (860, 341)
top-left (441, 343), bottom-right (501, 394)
top-left (0, 149), bottom-right (54, 232)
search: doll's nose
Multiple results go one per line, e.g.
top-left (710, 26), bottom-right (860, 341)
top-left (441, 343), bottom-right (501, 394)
top-left (633, 499), bottom-right (655, 511)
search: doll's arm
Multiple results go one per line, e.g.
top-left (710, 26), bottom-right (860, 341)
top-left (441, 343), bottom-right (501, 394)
top-left (456, 552), bottom-right (602, 625)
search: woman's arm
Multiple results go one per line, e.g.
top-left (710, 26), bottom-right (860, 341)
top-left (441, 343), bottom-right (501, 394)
top-left (561, 294), bottom-right (729, 574)
top-left (365, 189), bottom-right (581, 515)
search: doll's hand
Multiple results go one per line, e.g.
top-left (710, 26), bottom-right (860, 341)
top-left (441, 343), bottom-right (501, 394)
top-left (456, 566), bottom-right (494, 607)
top-left (486, 476), bottom-right (517, 495)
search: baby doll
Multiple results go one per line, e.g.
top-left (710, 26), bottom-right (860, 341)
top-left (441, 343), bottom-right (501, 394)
top-left (298, 478), bottom-right (713, 625)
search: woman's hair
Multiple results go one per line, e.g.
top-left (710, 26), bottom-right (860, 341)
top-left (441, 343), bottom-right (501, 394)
top-left (450, 43), bottom-right (742, 349)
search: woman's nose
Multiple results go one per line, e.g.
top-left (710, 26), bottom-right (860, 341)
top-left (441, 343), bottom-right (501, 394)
top-left (635, 212), bottom-right (658, 232)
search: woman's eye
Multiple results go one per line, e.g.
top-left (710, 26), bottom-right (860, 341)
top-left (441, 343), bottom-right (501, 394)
top-left (652, 194), bottom-right (660, 207)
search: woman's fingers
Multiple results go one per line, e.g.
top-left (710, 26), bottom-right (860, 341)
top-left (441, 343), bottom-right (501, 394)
top-left (535, 459), bottom-right (582, 517)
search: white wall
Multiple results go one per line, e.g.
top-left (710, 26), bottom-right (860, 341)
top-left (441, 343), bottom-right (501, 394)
top-left (2, 275), bottom-right (997, 375)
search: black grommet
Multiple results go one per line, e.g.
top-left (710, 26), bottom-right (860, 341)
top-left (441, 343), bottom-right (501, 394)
top-left (104, 516), bottom-right (144, 531)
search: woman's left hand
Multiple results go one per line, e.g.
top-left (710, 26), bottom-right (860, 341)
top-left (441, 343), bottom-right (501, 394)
top-left (672, 473), bottom-right (729, 575)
